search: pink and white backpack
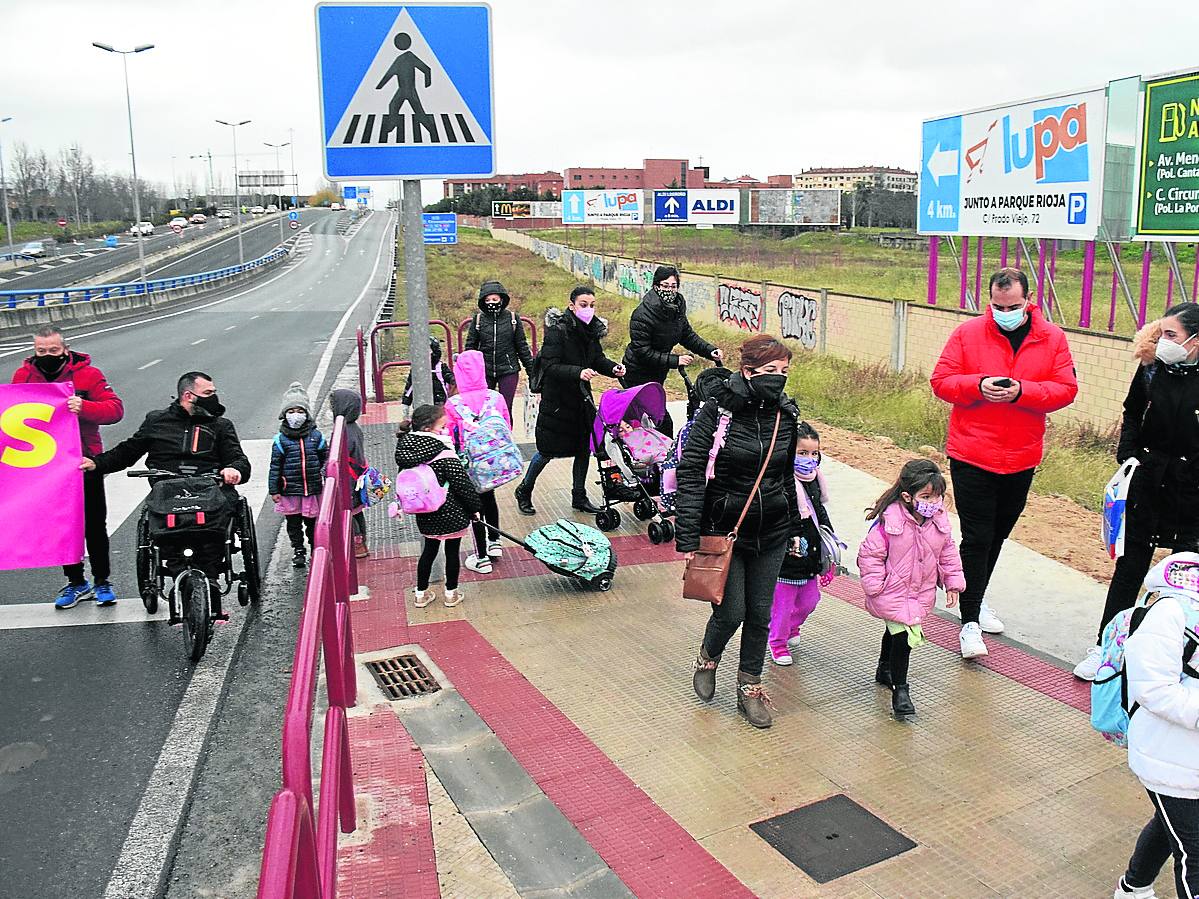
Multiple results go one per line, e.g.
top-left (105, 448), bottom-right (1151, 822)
top-left (395, 449), bottom-right (457, 514)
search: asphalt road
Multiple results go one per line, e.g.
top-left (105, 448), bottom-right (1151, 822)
top-left (0, 211), bottom-right (327, 293)
top-left (0, 207), bottom-right (394, 899)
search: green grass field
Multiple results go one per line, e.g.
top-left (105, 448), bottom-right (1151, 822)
top-left (1, 220), bottom-right (126, 244)
top-left (526, 225), bottom-right (1198, 337)
top-left (386, 227), bottom-right (1115, 511)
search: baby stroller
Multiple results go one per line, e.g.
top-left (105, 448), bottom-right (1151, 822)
top-left (587, 381), bottom-right (676, 543)
top-left (661, 363), bottom-right (732, 517)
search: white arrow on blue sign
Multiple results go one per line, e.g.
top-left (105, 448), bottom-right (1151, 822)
top-left (654, 189), bottom-right (688, 223)
top-left (315, 3), bottom-right (494, 180)
top-left (288, 210), bottom-right (300, 221)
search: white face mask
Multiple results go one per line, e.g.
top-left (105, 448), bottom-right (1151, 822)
top-left (285, 411), bottom-right (308, 429)
top-left (1156, 334), bottom-right (1196, 366)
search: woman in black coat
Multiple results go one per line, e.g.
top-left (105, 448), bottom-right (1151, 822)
top-left (1074, 302), bottom-right (1199, 680)
top-left (513, 286), bottom-right (625, 515)
top-left (620, 265), bottom-right (722, 436)
top-left (464, 279), bottom-right (535, 414)
top-left (674, 334), bottom-right (803, 729)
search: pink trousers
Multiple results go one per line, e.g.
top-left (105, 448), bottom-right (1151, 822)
top-left (769, 579), bottom-right (822, 653)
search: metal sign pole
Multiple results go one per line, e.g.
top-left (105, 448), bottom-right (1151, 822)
top-left (402, 180), bottom-right (434, 406)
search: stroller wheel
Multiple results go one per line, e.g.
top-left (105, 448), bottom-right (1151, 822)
top-left (594, 575), bottom-right (614, 592)
top-left (633, 498), bottom-right (656, 521)
top-left (661, 519), bottom-right (675, 542)
top-left (595, 508), bottom-right (621, 532)
top-left (647, 521), bottom-right (664, 544)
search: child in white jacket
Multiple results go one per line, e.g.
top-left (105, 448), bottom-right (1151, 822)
top-left (1116, 552), bottom-right (1199, 899)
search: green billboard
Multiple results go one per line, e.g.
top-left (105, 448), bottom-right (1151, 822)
top-left (1136, 70), bottom-right (1199, 238)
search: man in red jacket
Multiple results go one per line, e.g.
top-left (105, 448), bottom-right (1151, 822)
top-left (931, 268), bottom-right (1078, 659)
top-left (12, 325), bottom-right (124, 609)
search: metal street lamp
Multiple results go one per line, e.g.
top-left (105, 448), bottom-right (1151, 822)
top-left (190, 151), bottom-right (216, 203)
top-left (0, 117), bottom-right (14, 262)
top-left (264, 140), bottom-right (290, 242)
top-left (68, 144), bottom-right (83, 235)
top-left (216, 119), bottom-right (251, 266)
top-left (93, 41), bottom-right (154, 282)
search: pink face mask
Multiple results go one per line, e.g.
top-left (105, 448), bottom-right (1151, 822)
top-left (573, 306), bottom-right (596, 324)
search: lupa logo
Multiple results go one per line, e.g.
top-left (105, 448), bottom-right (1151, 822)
top-left (1002, 102), bottom-right (1089, 184)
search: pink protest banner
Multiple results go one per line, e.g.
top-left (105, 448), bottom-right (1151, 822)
top-left (0, 382), bottom-right (84, 570)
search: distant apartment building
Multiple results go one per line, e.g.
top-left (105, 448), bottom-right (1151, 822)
top-left (443, 171), bottom-right (564, 198)
top-left (562, 158), bottom-right (709, 190)
top-left (704, 174), bottom-right (794, 189)
top-left (793, 166), bottom-right (917, 193)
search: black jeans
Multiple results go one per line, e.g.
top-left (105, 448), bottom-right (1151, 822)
top-left (1123, 790), bottom-right (1199, 898)
top-left (285, 514), bottom-right (316, 551)
top-left (701, 542), bottom-right (788, 679)
top-left (521, 450), bottom-right (591, 499)
top-left (879, 629), bottom-right (912, 686)
top-left (352, 510), bottom-right (366, 537)
top-left (471, 490), bottom-right (500, 556)
top-left (949, 459), bottom-right (1035, 625)
top-left (65, 470), bottom-right (110, 585)
top-left (416, 537), bottom-right (461, 591)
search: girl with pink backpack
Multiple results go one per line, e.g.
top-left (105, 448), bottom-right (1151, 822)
top-left (394, 404), bottom-right (482, 609)
top-left (856, 459), bottom-right (965, 719)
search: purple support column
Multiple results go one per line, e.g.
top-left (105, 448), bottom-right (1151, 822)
top-left (1080, 241), bottom-right (1096, 329)
top-left (974, 236), bottom-right (984, 304)
top-left (1036, 240), bottom-right (1047, 309)
top-left (927, 236), bottom-right (939, 305)
top-left (1193, 246), bottom-right (1199, 301)
top-left (1139, 242), bottom-right (1152, 327)
top-left (1000, 237), bottom-right (1009, 268)
top-left (1167, 266), bottom-right (1175, 309)
top-left (1109, 267), bottom-right (1119, 332)
top-left (959, 237), bottom-right (969, 308)
top-left (1049, 240), bottom-right (1058, 283)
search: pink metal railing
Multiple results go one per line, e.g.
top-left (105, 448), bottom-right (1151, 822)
top-left (257, 417), bottom-right (359, 899)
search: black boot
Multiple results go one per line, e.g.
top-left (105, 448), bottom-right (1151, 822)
top-left (292, 548), bottom-right (307, 569)
top-left (874, 664), bottom-right (892, 688)
top-left (514, 483), bottom-right (536, 516)
top-left (891, 683), bottom-right (915, 718)
top-left (571, 493), bottom-right (603, 514)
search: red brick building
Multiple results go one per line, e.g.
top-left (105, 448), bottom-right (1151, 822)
top-left (561, 158), bottom-right (708, 190)
top-left (443, 171), bottom-right (564, 198)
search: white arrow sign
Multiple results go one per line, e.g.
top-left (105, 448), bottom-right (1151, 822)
top-left (569, 194), bottom-right (582, 213)
top-left (664, 197), bottom-right (680, 213)
top-left (926, 143), bottom-right (959, 187)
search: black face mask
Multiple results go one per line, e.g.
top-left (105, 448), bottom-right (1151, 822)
top-left (192, 393), bottom-right (226, 417)
top-left (484, 301), bottom-right (502, 313)
top-left (749, 373), bottom-right (787, 402)
top-left (33, 354), bottom-right (69, 378)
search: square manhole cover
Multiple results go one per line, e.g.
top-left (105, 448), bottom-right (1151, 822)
top-left (366, 654), bottom-right (441, 700)
top-left (750, 793), bottom-right (915, 883)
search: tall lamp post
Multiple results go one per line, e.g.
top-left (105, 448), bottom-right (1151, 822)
top-left (68, 144), bottom-right (83, 232)
top-left (288, 127), bottom-right (297, 210)
top-left (0, 117), bottom-right (14, 261)
top-left (190, 150), bottom-right (216, 206)
top-left (92, 41), bottom-right (153, 283)
top-left (216, 119), bottom-right (250, 266)
top-left (264, 140), bottom-right (290, 242)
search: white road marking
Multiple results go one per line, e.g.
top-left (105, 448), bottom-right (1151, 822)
top-left (190, 338), bottom-right (206, 345)
top-left (249, 314), bottom-right (260, 320)
top-left (224, 325), bottom-right (236, 331)
top-left (137, 358), bottom-right (162, 370)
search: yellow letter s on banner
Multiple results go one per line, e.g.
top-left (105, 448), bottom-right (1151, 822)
top-left (0, 402), bottom-right (58, 468)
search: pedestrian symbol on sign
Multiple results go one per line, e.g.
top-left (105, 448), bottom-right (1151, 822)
top-left (378, 33), bottom-right (431, 119)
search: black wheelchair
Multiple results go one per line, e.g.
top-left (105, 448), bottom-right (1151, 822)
top-left (129, 469), bottom-right (261, 662)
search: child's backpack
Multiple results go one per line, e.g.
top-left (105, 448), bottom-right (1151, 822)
top-left (395, 449), bottom-right (457, 514)
top-left (660, 407), bottom-right (728, 513)
top-left (1102, 458), bottom-right (1139, 559)
top-left (449, 394), bottom-right (523, 492)
top-left (355, 467), bottom-right (391, 508)
top-left (1092, 560), bottom-right (1199, 748)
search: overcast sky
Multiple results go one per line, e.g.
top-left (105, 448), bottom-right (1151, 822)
top-left (3, 0), bottom-right (1195, 206)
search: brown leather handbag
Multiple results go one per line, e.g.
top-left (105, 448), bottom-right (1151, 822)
top-left (682, 410), bottom-right (782, 604)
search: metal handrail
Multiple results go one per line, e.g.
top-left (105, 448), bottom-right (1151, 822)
top-left (454, 314), bottom-right (539, 357)
top-left (0, 245), bottom-right (289, 309)
top-left (257, 417), bottom-right (358, 899)
top-left (368, 319), bottom-right (453, 403)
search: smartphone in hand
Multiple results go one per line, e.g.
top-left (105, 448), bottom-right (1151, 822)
top-left (992, 378), bottom-right (1012, 388)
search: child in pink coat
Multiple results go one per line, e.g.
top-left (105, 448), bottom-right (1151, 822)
top-left (857, 459), bottom-right (965, 719)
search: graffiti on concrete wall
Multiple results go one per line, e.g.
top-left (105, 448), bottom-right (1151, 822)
top-left (717, 281), bottom-right (763, 332)
top-left (617, 262), bottom-right (654, 298)
top-left (592, 256), bottom-right (604, 282)
top-left (680, 277), bottom-right (714, 316)
top-left (776, 290), bottom-right (819, 349)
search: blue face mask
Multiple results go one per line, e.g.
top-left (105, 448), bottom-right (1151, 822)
top-left (992, 304), bottom-right (1027, 332)
top-left (794, 456), bottom-right (820, 477)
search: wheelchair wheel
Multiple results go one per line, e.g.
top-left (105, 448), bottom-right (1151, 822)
top-left (135, 513), bottom-right (157, 614)
top-left (180, 572), bottom-right (212, 664)
top-left (237, 498), bottom-right (262, 604)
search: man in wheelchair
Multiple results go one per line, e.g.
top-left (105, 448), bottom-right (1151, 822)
top-left (82, 372), bottom-right (256, 619)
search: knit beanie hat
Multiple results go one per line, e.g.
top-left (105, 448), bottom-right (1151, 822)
top-left (280, 380), bottom-right (312, 419)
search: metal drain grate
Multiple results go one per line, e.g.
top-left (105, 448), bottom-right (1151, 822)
top-left (365, 654), bottom-right (441, 700)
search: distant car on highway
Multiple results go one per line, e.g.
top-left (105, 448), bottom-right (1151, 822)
top-left (189, 213), bottom-right (207, 225)
top-left (250, 205), bottom-right (266, 215)
top-left (330, 202), bottom-right (343, 211)
top-left (216, 208), bottom-right (232, 218)
top-left (129, 221), bottom-right (154, 236)
top-left (19, 240), bottom-right (46, 257)
top-left (265, 204), bottom-right (278, 213)
top-left (169, 216), bottom-right (189, 230)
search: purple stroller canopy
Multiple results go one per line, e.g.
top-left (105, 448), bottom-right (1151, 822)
top-left (592, 382), bottom-right (668, 447)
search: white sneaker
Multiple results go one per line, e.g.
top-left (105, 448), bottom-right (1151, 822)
top-left (786, 635), bottom-right (802, 652)
top-left (443, 587), bottom-right (464, 608)
top-left (770, 649), bottom-right (793, 666)
top-left (978, 603), bottom-right (1005, 634)
top-left (413, 588), bottom-right (435, 609)
top-left (487, 541), bottom-right (503, 559)
top-left (1113, 877), bottom-right (1157, 898)
top-left (464, 553), bottom-right (492, 574)
top-left (1073, 645), bottom-right (1104, 681)
top-left (959, 622), bottom-right (988, 659)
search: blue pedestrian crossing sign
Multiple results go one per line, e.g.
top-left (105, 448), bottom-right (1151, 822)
top-left (422, 212), bottom-right (457, 244)
top-left (315, 3), bottom-right (494, 180)
top-left (654, 190), bottom-right (688, 223)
